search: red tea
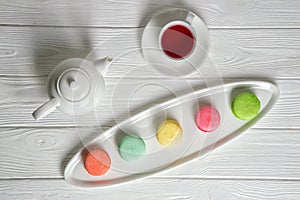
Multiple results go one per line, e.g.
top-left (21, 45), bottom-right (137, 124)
top-left (161, 24), bottom-right (195, 59)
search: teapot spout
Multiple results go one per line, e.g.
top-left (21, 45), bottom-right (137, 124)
top-left (93, 56), bottom-right (113, 76)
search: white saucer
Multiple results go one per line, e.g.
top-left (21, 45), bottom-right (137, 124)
top-left (141, 8), bottom-right (210, 77)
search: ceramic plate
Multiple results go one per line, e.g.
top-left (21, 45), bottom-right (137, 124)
top-left (64, 81), bottom-right (279, 187)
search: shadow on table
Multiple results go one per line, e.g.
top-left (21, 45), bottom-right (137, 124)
top-left (29, 7), bottom-right (95, 78)
top-left (29, 7), bottom-right (100, 121)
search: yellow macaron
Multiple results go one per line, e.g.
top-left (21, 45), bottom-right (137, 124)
top-left (156, 119), bottom-right (182, 147)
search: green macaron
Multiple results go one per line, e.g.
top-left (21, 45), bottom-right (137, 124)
top-left (232, 92), bottom-right (260, 120)
top-left (119, 135), bottom-right (146, 162)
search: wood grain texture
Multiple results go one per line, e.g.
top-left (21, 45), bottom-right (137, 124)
top-left (0, 179), bottom-right (299, 200)
top-left (0, 127), bottom-right (299, 179)
top-left (0, 77), bottom-right (298, 128)
top-left (0, 0), bottom-right (300, 27)
top-left (1, 0), bottom-right (300, 198)
top-left (0, 127), bottom-right (97, 178)
top-left (0, 27), bottom-right (300, 78)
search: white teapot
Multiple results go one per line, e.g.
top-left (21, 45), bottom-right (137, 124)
top-left (32, 56), bottom-right (112, 120)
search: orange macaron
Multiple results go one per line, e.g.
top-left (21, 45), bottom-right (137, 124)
top-left (84, 149), bottom-right (111, 176)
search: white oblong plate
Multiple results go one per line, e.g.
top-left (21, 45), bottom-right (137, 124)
top-left (64, 81), bottom-right (279, 187)
top-left (141, 8), bottom-right (209, 77)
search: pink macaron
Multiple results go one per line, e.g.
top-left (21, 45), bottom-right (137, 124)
top-left (195, 106), bottom-right (221, 132)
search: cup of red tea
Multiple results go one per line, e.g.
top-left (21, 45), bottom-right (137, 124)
top-left (159, 21), bottom-right (195, 60)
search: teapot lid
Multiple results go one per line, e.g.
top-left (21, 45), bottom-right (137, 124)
top-left (40, 57), bottom-right (107, 116)
top-left (57, 68), bottom-right (91, 102)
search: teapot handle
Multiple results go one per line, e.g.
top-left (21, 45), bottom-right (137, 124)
top-left (32, 98), bottom-right (60, 120)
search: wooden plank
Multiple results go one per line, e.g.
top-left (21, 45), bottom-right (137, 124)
top-left (0, 179), bottom-right (299, 199)
top-left (0, 77), bottom-right (298, 128)
top-left (0, 127), bottom-right (98, 178)
top-left (0, 0), bottom-right (300, 27)
top-left (0, 27), bottom-right (300, 78)
top-left (0, 127), bottom-right (299, 179)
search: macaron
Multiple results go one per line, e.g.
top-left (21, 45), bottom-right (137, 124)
top-left (232, 92), bottom-right (260, 120)
top-left (195, 106), bottom-right (220, 132)
top-left (156, 119), bottom-right (182, 147)
top-left (84, 149), bottom-right (111, 176)
top-left (119, 135), bottom-right (146, 162)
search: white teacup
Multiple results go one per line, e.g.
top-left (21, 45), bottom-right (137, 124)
top-left (158, 20), bottom-right (196, 61)
top-left (141, 8), bottom-right (210, 77)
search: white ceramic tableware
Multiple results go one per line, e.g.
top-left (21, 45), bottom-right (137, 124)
top-left (64, 81), bottom-right (279, 187)
top-left (142, 8), bottom-right (209, 77)
top-left (32, 56), bottom-right (112, 120)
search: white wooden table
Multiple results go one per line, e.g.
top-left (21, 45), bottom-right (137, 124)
top-left (0, 1), bottom-right (300, 199)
